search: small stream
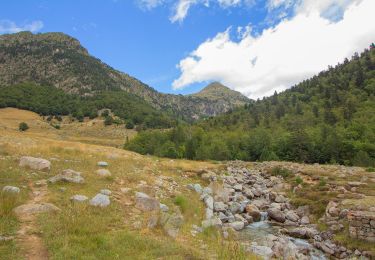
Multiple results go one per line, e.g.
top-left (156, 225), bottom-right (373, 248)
top-left (238, 212), bottom-right (327, 259)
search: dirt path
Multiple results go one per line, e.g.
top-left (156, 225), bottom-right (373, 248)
top-left (15, 181), bottom-right (49, 260)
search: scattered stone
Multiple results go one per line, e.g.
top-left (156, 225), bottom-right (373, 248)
top-left (135, 192), bottom-right (159, 211)
top-left (19, 156), bottom-right (51, 172)
top-left (159, 203), bottom-right (169, 212)
top-left (214, 201), bottom-right (227, 212)
top-left (49, 169), bottom-right (84, 184)
top-left (267, 208), bottom-right (285, 223)
top-left (202, 218), bottom-right (222, 229)
top-left (96, 169), bottom-right (111, 177)
top-left (2, 186), bottom-right (20, 194)
top-left (100, 189), bottom-right (111, 195)
top-left (89, 194), bottom-right (110, 207)
top-left (245, 204), bottom-right (261, 222)
top-left (229, 221), bottom-right (245, 231)
top-left (70, 195), bottom-right (88, 203)
top-left (97, 161), bottom-right (108, 167)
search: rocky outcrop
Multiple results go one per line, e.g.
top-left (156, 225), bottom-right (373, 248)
top-left (48, 169), bottom-right (84, 184)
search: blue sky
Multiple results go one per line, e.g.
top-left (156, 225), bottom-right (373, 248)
top-left (1, 0), bottom-right (374, 98)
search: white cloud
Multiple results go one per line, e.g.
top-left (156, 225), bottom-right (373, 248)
top-left (172, 0), bottom-right (375, 99)
top-left (137, 0), bottom-right (165, 10)
top-left (170, 0), bottom-right (198, 23)
top-left (0, 20), bottom-right (44, 34)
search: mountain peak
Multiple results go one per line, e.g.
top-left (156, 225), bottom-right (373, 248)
top-left (191, 82), bottom-right (249, 104)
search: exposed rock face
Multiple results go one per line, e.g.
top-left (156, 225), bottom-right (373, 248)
top-left (348, 211), bottom-right (375, 242)
top-left (19, 156), bottom-right (51, 171)
top-left (135, 192), bottom-right (159, 212)
top-left (49, 169), bottom-right (84, 184)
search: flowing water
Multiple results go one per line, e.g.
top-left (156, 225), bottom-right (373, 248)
top-left (238, 212), bottom-right (327, 259)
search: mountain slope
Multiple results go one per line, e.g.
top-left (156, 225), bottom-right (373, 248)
top-left (0, 32), bottom-right (248, 120)
top-left (126, 47), bottom-right (375, 166)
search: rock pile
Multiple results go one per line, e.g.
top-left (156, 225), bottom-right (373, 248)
top-left (348, 211), bottom-right (375, 242)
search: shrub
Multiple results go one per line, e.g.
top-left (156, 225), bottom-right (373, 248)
top-left (104, 116), bottom-right (113, 126)
top-left (295, 176), bottom-right (303, 185)
top-left (269, 166), bottom-right (293, 179)
top-left (19, 122), bottom-right (29, 131)
top-left (366, 167), bottom-right (375, 172)
top-left (125, 121), bottom-right (134, 129)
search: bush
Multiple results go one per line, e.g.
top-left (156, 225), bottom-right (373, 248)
top-left (104, 116), bottom-right (113, 126)
top-left (19, 122), bottom-right (29, 131)
top-left (125, 121), bottom-right (134, 129)
top-left (269, 166), bottom-right (293, 179)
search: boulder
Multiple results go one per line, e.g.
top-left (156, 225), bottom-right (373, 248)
top-left (268, 208), bottom-right (285, 223)
top-left (70, 194), bottom-right (88, 203)
top-left (14, 203), bottom-right (60, 216)
top-left (229, 202), bottom-right (242, 214)
top-left (300, 216), bottom-right (310, 225)
top-left (249, 245), bottom-right (273, 259)
top-left (19, 156), bottom-right (51, 172)
top-left (2, 186), bottom-right (20, 194)
top-left (96, 169), bottom-right (111, 177)
top-left (230, 221), bottom-right (245, 231)
top-left (49, 169), bottom-right (84, 184)
top-left (246, 204), bottom-right (261, 222)
top-left (160, 212), bottom-right (184, 238)
top-left (202, 218), bottom-right (222, 229)
top-left (275, 195), bottom-right (286, 203)
top-left (214, 201), bottom-right (227, 212)
top-left (89, 194), bottom-right (110, 207)
top-left (135, 192), bottom-right (159, 211)
top-left (204, 195), bottom-right (214, 210)
top-left (285, 211), bottom-right (300, 222)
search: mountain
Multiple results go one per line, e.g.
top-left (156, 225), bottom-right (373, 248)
top-left (126, 47), bottom-right (375, 167)
top-left (0, 32), bottom-right (248, 120)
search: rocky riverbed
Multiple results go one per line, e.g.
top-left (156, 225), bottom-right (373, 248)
top-left (188, 161), bottom-right (373, 259)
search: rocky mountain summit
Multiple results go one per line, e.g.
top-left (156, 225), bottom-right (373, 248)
top-left (0, 32), bottom-right (249, 120)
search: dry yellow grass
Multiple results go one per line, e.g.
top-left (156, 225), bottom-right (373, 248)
top-left (0, 108), bottom-right (252, 259)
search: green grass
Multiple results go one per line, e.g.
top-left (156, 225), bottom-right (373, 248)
top-left (268, 166), bottom-right (293, 179)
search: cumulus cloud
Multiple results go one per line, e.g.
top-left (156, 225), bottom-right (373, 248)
top-left (0, 20), bottom-right (44, 34)
top-left (172, 0), bottom-right (375, 99)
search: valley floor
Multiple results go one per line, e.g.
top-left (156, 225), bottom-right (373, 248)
top-left (0, 108), bottom-right (374, 259)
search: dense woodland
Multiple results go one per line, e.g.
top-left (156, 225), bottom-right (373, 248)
top-left (0, 83), bottom-right (175, 129)
top-left (126, 47), bottom-right (375, 167)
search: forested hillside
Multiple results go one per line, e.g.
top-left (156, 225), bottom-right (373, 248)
top-left (0, 32), bottom-right (248, 120)
top-left (126, 47), bottom-right (375, 167)
top-left (0, 83), bottom-right (175, 129)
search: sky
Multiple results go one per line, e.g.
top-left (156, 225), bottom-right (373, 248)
top-left (0, 0), bottom-right (374, 99)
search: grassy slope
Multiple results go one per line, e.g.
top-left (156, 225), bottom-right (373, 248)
top-left (0, 108), bottom-right (253, 259)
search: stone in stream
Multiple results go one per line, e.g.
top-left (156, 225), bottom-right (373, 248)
top-left (135, 192), bottom-right (159, 211)
top-left (19, 156), bottom-right (51, 172)
top-left (267, 208), bottom-right (286, 223)
top-left (285, 211), bottom-right (300, 222)
top-left (89, 194), bottom-right (110, 207)
top-left (49, 169), bottom-right (84, 184)
top-left (229, 221), bottom-right (245, 231)
top-left (229, 202), bottom-right (242, 214)
top-left (2, 186), bottom-right (20, 194)
top-left (96, 169), bottom-right (111, 177)
top-left (245, 204), bottom-right (261, 222)
top-left (70, 194), bottom-right (88, 203)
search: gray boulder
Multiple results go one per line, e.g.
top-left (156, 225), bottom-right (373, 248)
top-left (89, 194), bottom-right (110, 207)
top-left (2, 186), bottom-right (20, 194)
top-left (202, 217), bottom-right (222, 229)
top-left (230, 221), bottom-right (245, 231)
top-left (214, 201), bottom-right (227, 212)
top-left (285, 211), bottom-right (300, 222)
top-left (14, 203), bottom-right (60, 216)
top-left (160, 212), bottom-right (184, 238)
top-left (49, 169), bottom-right (84, 184)
top-left (268, 208), bottom-right (286, 223)
top-left (19, 156), bottom-right (51, 172)
top-left (135, 192), bottom-right (159, 211)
